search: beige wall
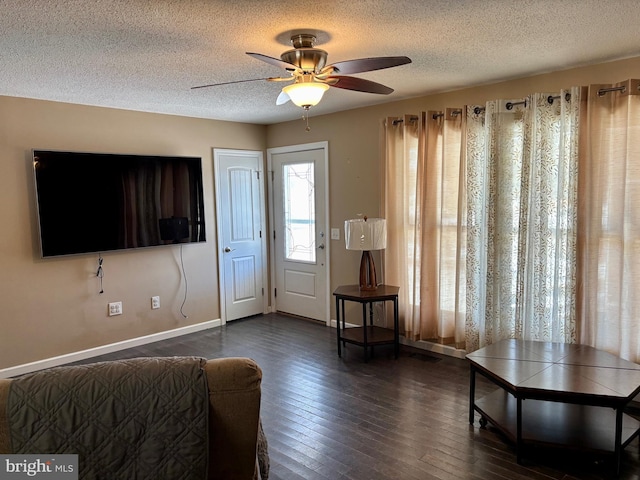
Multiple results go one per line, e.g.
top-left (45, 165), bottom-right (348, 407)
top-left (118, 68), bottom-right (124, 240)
top-left (0, 96), bottom-right (266, 369)
top-left (267, 55), bottom-right (640, 319)
top-left (2, 55), bottom-right (640, 370)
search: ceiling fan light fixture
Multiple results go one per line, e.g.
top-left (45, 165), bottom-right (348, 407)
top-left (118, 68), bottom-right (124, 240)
top-left (282, 81), bottom-right (330, 108)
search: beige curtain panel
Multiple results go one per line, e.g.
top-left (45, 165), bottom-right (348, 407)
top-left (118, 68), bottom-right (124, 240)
top-left (578, 79), bottom-right (640, 362)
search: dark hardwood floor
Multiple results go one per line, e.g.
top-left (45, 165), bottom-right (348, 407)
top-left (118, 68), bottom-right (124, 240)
top-left (71, 314), bottom-right (640, 480)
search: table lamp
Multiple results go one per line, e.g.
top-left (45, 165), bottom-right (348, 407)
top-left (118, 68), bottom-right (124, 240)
top-left (344, 217), bottom-right (387, 291)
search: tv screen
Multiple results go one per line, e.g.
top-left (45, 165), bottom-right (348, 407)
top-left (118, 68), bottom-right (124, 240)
top-left (33, 150), bottom-right (206, 257)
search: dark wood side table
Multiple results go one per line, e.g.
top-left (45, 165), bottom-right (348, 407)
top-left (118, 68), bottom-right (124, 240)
top-left (333, 284), bottom-right (400, 362)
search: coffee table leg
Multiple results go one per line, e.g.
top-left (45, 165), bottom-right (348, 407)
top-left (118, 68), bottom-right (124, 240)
top-left (516, 397), bottom-right (523, 464)
top-left (469, 365), bottom-right (476, 425)
top-left (615, 407), bottom-right (623, 476)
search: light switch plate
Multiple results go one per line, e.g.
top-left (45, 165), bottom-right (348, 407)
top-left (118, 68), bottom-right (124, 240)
top-left (331, 228), bottom-right (340, 240)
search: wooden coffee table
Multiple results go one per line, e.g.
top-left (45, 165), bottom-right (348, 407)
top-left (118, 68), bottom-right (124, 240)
top-left (467, 339), bottom-right (640, 475)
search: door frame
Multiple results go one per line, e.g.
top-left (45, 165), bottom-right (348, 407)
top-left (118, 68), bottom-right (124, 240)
top-left (267, 141), bottom-right (330, 326)
top-left (214, 148), bottom-right (269, 324)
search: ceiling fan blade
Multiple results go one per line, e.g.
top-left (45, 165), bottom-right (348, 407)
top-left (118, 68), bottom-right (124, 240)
top-left (327, 56), bottom-right (411, 75)
top-left (191, 76), bottom-right (292, 89)
top-left (276, 90), bottom-right (291, 105)
top-left (266, 77), bottom-right (295, 83)
top-left (328, 76), bottom-right (394, 95)
top-left (191, 78), bottom-right (269, 89)
top-left (246, 52), bottom-right (298, 71)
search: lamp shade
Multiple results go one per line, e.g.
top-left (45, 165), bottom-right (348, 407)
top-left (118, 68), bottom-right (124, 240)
top-left (344, 218), bottom-right (387, 251)
top-left (282, 82), bottom-right (330, 108)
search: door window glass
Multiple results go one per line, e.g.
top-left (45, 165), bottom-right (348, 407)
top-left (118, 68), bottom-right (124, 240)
top-left (283, 162), bottom-right (315, 263)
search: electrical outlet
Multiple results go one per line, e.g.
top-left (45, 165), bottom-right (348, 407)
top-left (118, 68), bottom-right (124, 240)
top-left (108, 301), bottom-right (123, 316)
top-left (151, 296), bottom-right (160, 309)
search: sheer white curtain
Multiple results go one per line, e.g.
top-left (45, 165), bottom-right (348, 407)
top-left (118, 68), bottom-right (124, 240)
top-left (578, 80), bottom-right (640, 362)
top-left (465, 90), bottom-right (580, 352)
top-left (384, 111), bottom-right (466, 346)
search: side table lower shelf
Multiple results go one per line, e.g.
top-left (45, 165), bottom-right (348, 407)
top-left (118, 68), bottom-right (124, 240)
top-left (474, 389), bottom-right (640, 454)
top-left (341, 326), bottom-right (395, 346)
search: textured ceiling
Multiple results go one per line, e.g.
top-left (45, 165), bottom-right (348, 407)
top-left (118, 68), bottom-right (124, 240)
top-left (2, 0), bottom-right (640, 125)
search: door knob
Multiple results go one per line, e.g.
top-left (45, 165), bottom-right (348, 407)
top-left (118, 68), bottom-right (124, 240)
top-left (224, 247), bottom-right (235, 252)
top-left (317, 243), bottom-right (325, 250)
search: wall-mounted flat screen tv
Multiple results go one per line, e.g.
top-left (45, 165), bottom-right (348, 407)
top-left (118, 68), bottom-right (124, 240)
top-left (33, 150), bottom-right (206, 258)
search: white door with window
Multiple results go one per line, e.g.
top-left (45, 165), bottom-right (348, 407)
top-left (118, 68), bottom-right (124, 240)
top-left (268, 142), bottom-right (329, 324)
top-left (214, 149), bottom-right (267, 322)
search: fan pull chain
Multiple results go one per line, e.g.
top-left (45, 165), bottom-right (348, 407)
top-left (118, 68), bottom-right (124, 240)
top-left (302, 106), bottom-right (312, 132)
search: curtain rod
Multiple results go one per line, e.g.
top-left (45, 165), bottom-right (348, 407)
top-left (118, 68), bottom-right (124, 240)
top-left (474, 93), bottom-right (573, 114)
top-left (411, 87), bottom-right (587, 120)
top-left (473, 102), bottom-right (526, 114)
top-left (392, 115), bottom-right (419, 125)
top-left (505, 100), bottom-right (527, 110)
top-left (547, 93), bottom-right (572, 104)
top-left (473, 100), bottom-right (526, 114)
top-left (432, 109), bottom-right (462, 120)
top-left (597, 85), bottom-right (625, 97)
top-left (597, 82), bottom-right (640, 97)
top-left (395, 82), bottom-right (636, 123)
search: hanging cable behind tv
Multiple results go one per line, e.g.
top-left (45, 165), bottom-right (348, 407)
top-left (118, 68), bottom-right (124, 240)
top-left (179, 245), bottom-right (188, 319)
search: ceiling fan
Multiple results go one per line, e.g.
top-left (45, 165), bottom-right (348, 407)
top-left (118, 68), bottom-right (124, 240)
top-left (192, 33), bottom-right (412, 112)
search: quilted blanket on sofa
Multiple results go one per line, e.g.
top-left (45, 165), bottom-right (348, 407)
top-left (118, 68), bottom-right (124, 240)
top-left (7, 356), bottom-right (209, 480)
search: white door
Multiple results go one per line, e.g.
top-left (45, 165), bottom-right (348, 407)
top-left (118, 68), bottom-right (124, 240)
top-left (268, 142), bottom-right (329, 323)
top-left (214, 149), bottom-right (267, 322)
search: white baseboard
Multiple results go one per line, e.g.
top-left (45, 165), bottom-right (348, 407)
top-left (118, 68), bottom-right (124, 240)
top-left (0, 319), bottom-right (221, 379)
top-left (400, 337), bottom-right (467, 359)
top-left (328, 319), bottom-right (359, 329)
top-left (329, 318), bottom-right (468, 360)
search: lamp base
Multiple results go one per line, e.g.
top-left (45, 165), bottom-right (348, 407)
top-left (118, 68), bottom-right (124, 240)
top-left (359, 250), bottom-right (378, 291)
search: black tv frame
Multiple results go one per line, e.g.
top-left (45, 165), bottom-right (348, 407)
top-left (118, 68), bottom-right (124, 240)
top-left (32, 149), bottom-right (206, 258)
